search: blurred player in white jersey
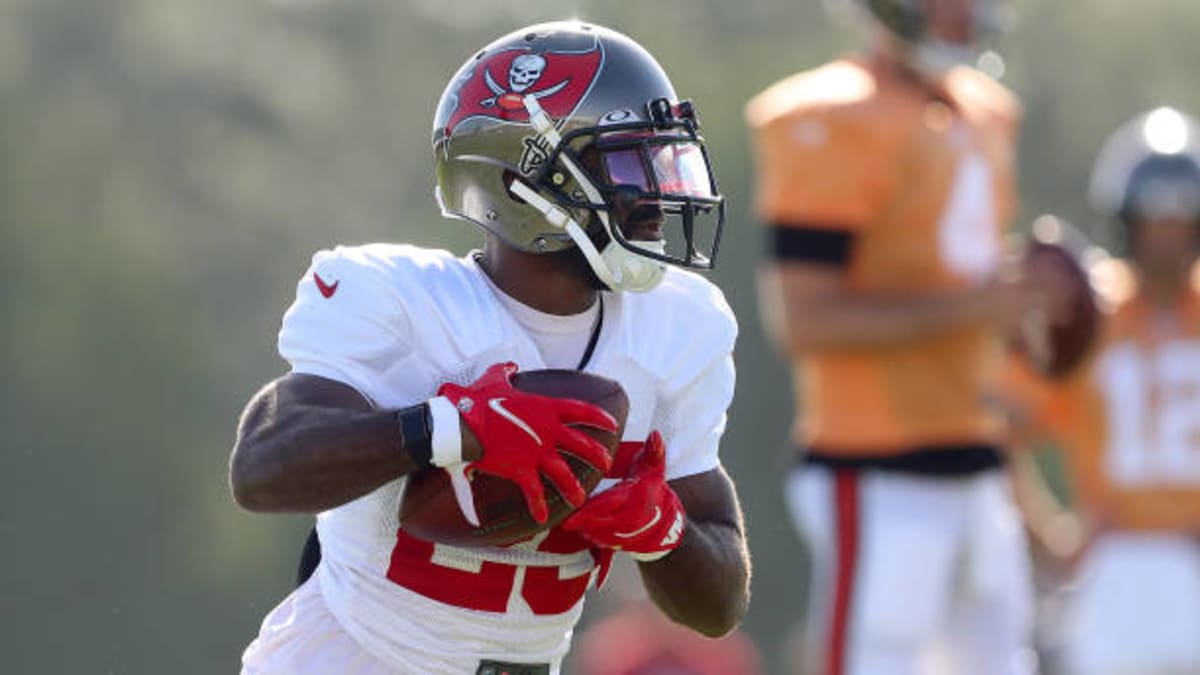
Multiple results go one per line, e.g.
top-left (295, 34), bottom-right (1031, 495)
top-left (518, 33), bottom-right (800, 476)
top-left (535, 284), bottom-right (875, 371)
top-left (228, 20), bottom-right (750, 675)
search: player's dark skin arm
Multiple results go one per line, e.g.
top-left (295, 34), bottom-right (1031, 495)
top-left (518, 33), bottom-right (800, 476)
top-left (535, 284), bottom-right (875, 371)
top-left (229, 373), bottom-right (483, 513)
top-left (636, 467), bottom-right (750, 638)
top-left (757, 261), bottom-right (1030, 353)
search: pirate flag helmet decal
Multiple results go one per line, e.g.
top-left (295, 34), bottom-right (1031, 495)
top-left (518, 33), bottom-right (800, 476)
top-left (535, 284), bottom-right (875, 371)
top-left (441, 46), bottom-right (603, 133)
top-left (433, 21), bottom-right (724, 292)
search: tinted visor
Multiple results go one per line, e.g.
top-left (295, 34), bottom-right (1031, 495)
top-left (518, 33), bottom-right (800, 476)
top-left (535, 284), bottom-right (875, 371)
top-left (601, 140), bottom-right (715, 198)
top-left (537, 116), bottom-right (725, 270)
top-left (596, 131), bottom-right (721, 268)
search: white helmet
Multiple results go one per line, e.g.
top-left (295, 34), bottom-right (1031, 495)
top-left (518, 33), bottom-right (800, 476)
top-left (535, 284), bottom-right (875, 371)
top-left (1089, 107), bottom-right (1200, 229)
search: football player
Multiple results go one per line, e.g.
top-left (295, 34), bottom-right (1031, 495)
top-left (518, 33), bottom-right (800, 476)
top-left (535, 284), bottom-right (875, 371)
top-left (745, 1), bottom-right (1035, 673)
top-left (1009, 107), bottom-right (1200, 675)
top-left (230, 21), bottom-right (750, 675)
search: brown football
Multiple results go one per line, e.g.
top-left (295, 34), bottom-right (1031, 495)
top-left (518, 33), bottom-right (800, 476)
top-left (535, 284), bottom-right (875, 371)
top-left (1010, 221), bottom-right (1103, 379)
top-left (398, 369), bottom-right (629, 548)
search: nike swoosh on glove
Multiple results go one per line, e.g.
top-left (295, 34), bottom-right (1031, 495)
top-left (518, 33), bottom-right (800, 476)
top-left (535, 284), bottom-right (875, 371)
top-left (560, 431), bottom-right (685, 561)
top-left (437, 362), bottom-right (617, 523)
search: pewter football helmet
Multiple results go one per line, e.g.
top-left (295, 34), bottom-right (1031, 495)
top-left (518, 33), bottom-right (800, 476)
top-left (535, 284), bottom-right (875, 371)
top-left (433, 21), bottom-right (724, 292)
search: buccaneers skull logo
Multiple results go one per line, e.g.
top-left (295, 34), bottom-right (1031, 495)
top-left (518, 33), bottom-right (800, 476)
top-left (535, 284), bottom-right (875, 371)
top-left (442, 42), bottom-right (604, 134)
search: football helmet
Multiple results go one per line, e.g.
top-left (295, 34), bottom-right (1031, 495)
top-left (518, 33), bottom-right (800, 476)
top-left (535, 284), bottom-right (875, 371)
top-left (1089, 107), bottom-right (1200, 230)
top-left (432, 21), bottom-right (724, 292)
top-left (829, 0), bottom-right (1009, 78)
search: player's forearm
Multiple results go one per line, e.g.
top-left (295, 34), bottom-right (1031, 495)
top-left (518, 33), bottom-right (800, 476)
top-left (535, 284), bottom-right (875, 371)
top-left (230, 405), bottom-right (418, 513)
top-left (775, 289), bottom-right (991, 352)
top-left (637, 519), bottom-right (750, 638)
top-left (1008, 451), bottom-right (1077, 549)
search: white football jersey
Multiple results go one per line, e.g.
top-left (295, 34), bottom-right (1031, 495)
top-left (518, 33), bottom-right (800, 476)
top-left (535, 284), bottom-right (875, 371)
top-left (274, 243), bottom-right (737, 671)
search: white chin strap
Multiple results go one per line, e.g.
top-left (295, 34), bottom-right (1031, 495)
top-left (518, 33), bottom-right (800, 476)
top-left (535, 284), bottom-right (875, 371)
top-left (510, 95), bottom-right (666, 293)
top-left (509, 179), bottom-right (666, 293)
top-left (599, 238), bottom-right (667, 293)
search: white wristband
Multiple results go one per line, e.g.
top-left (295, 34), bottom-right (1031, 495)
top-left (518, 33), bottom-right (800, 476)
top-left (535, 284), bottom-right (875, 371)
top-left (426, 396), bottom-right (464, 468)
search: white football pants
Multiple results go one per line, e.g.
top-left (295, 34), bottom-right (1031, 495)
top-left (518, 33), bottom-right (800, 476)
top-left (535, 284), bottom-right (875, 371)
top-left (1063, 532), bottom-right (1200, 675)
top-left (786, 466), bottom-right (1036, 675)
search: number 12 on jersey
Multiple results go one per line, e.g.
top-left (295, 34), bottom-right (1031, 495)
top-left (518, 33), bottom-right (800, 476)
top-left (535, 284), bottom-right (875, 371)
top-left (1099, 342), bottom-right (1200, 486)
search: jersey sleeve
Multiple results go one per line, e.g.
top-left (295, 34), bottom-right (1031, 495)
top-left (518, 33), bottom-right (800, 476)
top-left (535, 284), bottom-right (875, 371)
top-left (651, 282), bottom-right (738, 481)
top-left (658, 350), bottom-right (736, 480)
top-left (747, 103), bottom-right (897, 233)
top-left (277, 248), bottom-right (413, 404)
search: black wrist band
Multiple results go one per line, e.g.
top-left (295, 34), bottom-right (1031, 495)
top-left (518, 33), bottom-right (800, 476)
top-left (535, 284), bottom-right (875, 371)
top-left (397, 403), bottom-right (434, 469)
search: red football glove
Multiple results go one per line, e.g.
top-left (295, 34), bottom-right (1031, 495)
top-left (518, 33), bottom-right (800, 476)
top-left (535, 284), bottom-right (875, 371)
top-left (561, 431), bottom-right (685, 561)
top-left (437, 362), bottom-right (617, 524)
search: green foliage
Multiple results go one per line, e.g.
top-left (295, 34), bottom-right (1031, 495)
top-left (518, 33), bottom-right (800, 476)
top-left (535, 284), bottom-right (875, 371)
top-left (4, 1), bottom-right (1199, 672)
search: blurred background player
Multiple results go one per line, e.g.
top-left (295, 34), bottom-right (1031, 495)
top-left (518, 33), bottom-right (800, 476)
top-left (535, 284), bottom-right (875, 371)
top-left (999, 214), bottom-right (1104, 674)
top-left (230, 21), bottom-right (750, 674)
top-left (745, 1), bottom-right (1037, 673)
top-left (1008, 107), bottom-right (1200, 675)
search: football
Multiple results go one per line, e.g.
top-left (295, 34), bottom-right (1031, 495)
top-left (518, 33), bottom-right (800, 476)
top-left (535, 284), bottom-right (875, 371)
top-left (1009, 216), bottom-right (1103, 379)
top-left (398, 369), bottom-right (629, 548)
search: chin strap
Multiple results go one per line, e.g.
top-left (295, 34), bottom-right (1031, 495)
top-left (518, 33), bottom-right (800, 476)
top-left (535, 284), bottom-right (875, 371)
top-left (508, 181), bottom-right (666, 292)
top-left (513, 95), bottom-right (666, 293)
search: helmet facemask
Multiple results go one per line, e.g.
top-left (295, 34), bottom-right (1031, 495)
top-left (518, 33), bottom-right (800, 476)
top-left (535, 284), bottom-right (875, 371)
top-left (516, 95), bottom-right (724, 292)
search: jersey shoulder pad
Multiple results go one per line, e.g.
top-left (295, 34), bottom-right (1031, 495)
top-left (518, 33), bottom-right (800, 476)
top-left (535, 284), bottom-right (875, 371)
top-left (300, 243), bottom-right (466, 316)
top-left (746, 59), bottom-right (877, 127)
top-left (324, 242), bottom-right (462, 282)
top-left (616, 270), bottom-right (737, 385)
top-left (746, 58), bottom-right (919, 137)
top-left (281, 243), bottom-right (470, 354)
top-left (745, 60), bottom-right (918, 228)
top-left (656, 267), bottom-right (738, 345)
top-left (277, 244), bottom-right (428, 394)
top-left (330, 244), bottom-right (508, 358)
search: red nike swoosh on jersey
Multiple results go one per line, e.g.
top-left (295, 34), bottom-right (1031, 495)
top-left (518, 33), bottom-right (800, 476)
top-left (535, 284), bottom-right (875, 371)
top-left (313, 272), bottom-right (339, 298)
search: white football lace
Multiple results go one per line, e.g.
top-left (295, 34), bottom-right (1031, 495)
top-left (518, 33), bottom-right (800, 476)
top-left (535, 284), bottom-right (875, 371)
top-left (446, 464), bottom-right (481, 527)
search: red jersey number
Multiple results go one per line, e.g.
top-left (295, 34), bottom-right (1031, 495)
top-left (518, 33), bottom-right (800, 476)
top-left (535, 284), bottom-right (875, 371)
top-left (385, 527), bottom-right (599, 615)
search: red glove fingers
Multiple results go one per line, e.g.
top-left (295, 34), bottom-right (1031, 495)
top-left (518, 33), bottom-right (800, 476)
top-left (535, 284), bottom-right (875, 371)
top-left (548, 396), bottom-right (626, 438)
top-left (546, 404), bottom-right (619, 472)
top-left (605, 440), bottom-right (648, 479)
top-left (437, 362), bottom-right (618, 524)
top-left (561, 431), bottom-right (686, 561)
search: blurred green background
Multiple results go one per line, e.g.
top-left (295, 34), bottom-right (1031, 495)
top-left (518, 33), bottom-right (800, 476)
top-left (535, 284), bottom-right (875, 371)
top-left (4, 1), bottom-right (1200, 672)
